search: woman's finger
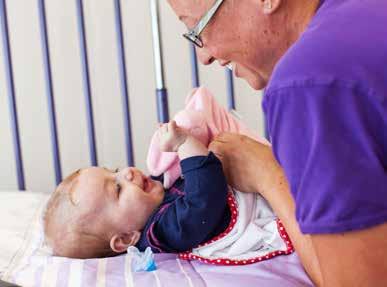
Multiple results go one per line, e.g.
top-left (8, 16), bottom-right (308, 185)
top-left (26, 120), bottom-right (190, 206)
top-left (213, 132), bottom-right (233, 142)
top-left (208, 141), bottom-right (217, 151)
top-left (208, 141), bottom-right (225, 155)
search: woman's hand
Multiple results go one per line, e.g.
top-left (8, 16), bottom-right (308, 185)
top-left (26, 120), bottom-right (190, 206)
top-left (209, 132), bottom-right (284, 196)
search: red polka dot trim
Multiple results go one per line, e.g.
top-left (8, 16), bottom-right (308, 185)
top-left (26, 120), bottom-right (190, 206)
top-left (178, 192), bottom-right (294, 266)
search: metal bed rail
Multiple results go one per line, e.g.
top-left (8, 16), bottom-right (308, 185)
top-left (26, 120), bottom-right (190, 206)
top-left (0, 0), bottom-right (236, 190)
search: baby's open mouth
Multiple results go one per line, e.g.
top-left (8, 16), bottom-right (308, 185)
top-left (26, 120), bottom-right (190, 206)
top-left (143, 177), bottom-right (151, 193)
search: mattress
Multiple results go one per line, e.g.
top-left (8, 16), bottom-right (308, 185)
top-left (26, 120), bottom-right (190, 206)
top-left (0, 191), bottom-right (314, 286)
top-left (0, 191), bottom-right (48, 277)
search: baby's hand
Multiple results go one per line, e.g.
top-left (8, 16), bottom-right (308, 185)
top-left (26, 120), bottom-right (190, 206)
top-left (158, 120), bottom-right (189, 152)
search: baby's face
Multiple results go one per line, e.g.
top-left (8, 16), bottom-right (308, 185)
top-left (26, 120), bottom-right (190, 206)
top-left (72, 167), bottom-right (164, 236)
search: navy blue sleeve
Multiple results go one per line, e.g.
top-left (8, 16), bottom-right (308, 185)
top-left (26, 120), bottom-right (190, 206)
top-left (150, 152), bottom-right (229, 252)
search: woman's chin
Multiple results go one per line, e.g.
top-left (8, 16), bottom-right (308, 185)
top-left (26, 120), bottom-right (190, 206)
top-left (236, 66), bottom-right (267, 90)
top-left (245, 76), bottom-right (267, 91)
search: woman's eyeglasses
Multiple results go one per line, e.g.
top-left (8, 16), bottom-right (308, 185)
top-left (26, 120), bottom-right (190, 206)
top-left (183, 0), bottom-right (225, 48)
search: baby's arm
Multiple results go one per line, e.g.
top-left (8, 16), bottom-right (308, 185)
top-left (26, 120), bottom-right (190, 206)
top-left (146, 121), bottom-right (229, 252)
top-left (158, 120), bottom-right (208, 159)
top-left (149, 153), bottom-right (230, 252)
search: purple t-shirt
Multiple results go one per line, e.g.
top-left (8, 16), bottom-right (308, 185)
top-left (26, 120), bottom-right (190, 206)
top-left (263, 0), bottom-right (387, 234)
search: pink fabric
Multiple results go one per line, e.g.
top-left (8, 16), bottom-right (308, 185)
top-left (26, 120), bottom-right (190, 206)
top-left (146, 87), bottom-right (269, 188)
top-left (8, 253), bottom-right (313, 287)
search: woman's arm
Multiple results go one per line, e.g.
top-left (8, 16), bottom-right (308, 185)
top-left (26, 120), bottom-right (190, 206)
top-left (258, 164), bottom-right (323, 286)
top-left (209, 132), bottom-right (387, 286)
top-left (249, 161), bottom-right (387, 286)
top-left (209, 133), bottom-right (323, 285)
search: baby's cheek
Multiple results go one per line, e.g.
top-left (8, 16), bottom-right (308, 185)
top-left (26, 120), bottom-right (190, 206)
top-left (131, 204), bottom-right (155, 229)
top-left (130, 194), bottom-right (156, 214)
top-left (143, 198), bottom-right (159, 214)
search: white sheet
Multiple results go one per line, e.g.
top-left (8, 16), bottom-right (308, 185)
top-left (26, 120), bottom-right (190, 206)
top-left (0, 191), bottom-right (49, 277)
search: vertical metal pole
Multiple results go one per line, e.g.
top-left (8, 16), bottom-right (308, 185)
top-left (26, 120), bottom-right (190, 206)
top-left (76, 0), bottom-right (98, 166)
top-left (225, 68), bottom-right (235, 110)
top-left (189, 43), bottom-right (199, 88)
top-left (150, 0), bottom-right (169, 123)
top-left (0, 0), bottom-right (25, 190)
top-left (263, 89), bottom-right (270, 141)
top-left (38, 0), bottom-right (62, 184)
top-left (114, 0), bottom-right (134, 166)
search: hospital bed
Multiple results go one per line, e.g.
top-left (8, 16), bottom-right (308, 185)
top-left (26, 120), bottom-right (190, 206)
top-left (0, 0), bottom-right (313, 286)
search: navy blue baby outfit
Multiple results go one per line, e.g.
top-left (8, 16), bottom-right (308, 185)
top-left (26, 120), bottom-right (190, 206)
top-left (136, 152), bottom-right (231, 253)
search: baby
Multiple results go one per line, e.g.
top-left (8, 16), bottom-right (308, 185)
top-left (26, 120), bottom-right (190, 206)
top-left (44, 121), bottom-right (230, 259)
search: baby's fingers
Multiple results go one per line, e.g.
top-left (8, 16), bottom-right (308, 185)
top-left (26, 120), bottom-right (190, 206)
top-left (171, 120), bottom-right (178, 129)
top-left (159, 123), bottom-right (168, 133)
top-left (168, 120), bottom-right (178, 132)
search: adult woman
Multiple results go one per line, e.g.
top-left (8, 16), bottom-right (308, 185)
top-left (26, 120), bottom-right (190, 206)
top-left (167, 0), bottom-right (387, 286)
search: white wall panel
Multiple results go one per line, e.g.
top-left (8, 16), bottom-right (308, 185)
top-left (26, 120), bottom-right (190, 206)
top-left (0, 19), bottom-right (17, 189)
top-left (4, 0), bottom-right (54, 192)
top-left (44, 0), bottom-right (90, 181)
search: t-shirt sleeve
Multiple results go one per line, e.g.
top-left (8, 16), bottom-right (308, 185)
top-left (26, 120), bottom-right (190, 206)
top-left (264, 82), bottom-right (387, 234)
top-left (148, 152), bottom-right (229, 252)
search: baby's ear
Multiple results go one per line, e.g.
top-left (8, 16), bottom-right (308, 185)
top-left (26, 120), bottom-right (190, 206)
top-left (110, 231), bottom-right (141, 253)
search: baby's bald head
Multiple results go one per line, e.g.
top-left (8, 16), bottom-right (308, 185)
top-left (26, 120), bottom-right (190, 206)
top-left (43, 170), bottom-right (113, 259)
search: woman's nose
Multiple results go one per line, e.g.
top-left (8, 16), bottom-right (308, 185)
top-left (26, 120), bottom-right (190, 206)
top-left (196, 47), bottom-right (215, 65)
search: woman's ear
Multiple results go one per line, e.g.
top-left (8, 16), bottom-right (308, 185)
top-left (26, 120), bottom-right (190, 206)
top-left (262, 0), bottom-right (282, 15)
top-left (110, 231), bottom-right (141, 253)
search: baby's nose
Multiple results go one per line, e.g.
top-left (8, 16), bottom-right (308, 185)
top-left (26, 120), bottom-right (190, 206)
top-left (118, 167), bottom-right (144, 183)
top-left (115, 167), bottom-right (131, 182)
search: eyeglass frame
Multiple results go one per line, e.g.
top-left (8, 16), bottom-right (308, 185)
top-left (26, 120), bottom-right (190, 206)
top-left (183, 0), bottom-right (225, 48)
